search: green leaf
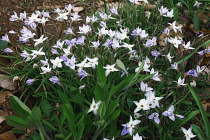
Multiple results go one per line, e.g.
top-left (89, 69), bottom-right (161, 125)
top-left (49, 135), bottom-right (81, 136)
top-left (10, 96), bottom-right (31, 118)
top-left (6, 116), bottom-right (29, 128)
top-left (0, 40), bottom-right (8, 51)
top-left (70, 90), bottom-right (85, 106)
top-left (55, 134), bottom-right (65, 139)
top-left (109, 110), bottom-right (120, 121)
top-left (135, 126), bottom-right (149, 133)
top-left (94, 84), bottom-right (105, 101)
top-left (97, 63), bottom-right (107, 85)
top-left (191, 124), bottom-right (207, 140)
top-left (63, 103), bottom-right (76, 134)
top-left (40, 99), bottom-right (51, 118)
top-left (177, 110), bottom-right (199, 128)
top-left (141, 73), bottom-right (155, 81)
top-left (105, 99), bottom-right (119, 118)
top-left (116, 59), bottom-right (127, 74)
top-left (193, 10), bottom-right (199, 31)
top-left (11, 129), bottom-right (26, 134)
top-left (31, 107), bottom-right (41, 121)
top-left (74, 116), bottom-right (85, 140)
top-left (98, 102), bottom-right (106, 118)
top-left (43, 120), bottom-right (57, 131)
top-left (93, 120), bottom-right (105, 127)
top-left (108, 75), bottom-right (134, 97)
top-left (173, 7), bottom-right (178, 22)
top-left (188, 85), bottom-right (210, 137)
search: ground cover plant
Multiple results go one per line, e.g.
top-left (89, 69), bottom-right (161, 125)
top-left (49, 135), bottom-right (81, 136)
top-left (0, 0), bottom-right (210, 139)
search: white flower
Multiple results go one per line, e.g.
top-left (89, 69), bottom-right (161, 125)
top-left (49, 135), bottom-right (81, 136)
top-left (174, 77), bottom-right (186, 86)
top-left (168, 21), bottom-right (182, 33)
top-left (9, 30), bottom-right (17, 34)
top-left (134, 113), bottom-right (142, 119)
top-left (39, 17), bottom-right (49, 26)
top-left (158, 6), bottom-right (168, 15)
top-left (193, 1), bottom-right (202, 8)
top-left (51, 57), bottom-right (63, 69)
top-left (196, 65), bottom-right (205, 74)
top-left (1, 34), bottom-right (11, 43)
top-left (163, 9), bottom-right (174, 18)
top-left (168, 36), bottom-right (182, 48)
top-left (40, 65), bottom-right (51, 74)
top-left (87, 98), bottom-right (101, 115)
top-left (144, 11), bottom-right (151, 19)
top-left (70, 12), bottom-right (82, 21)
top-left (181, 126), bottom-right (196, 140)
top-left (150, 68), bottom-right (161, 81)
top-left (145, 91), bottom-right (163, 108)
top-left (33, 35), bottom-right (48, 46)
top-left (78, 24), bottom-right (92, 34)
top-left (140, 81), bottom-right (153, 93)
top-left (122, 116), bottom-right (141, 135)
top-left (103, 64), bottom-right (119, 77)
top-left (129, 50), bottom-right (139, 60)
top-left (122, 43), bottom-right (134, 51)
top-left (84, 57), bottom-right (98, 69)
top-left (56, 12), bottom-right (69, 21)
top-left (162, 52), bottom-right (174, 63)
top-left (162, 105), bottom-right (175, 121)
top-left (10, 12), bottom-right (19, 21)
top-left (183, 41), bottom-right (194, 50)
top-left (171, 62), bottom-right (178, 70)
top-left (133, 133), bottom-right (143, 140)
top-left (76, 58), bottom-right (88, 72)
top-left (190, 80), bottom-right (196, 87)
top-left (31, 47), bottom-right (45, 59)
top-left (133, 99), bottom-right (150, 113)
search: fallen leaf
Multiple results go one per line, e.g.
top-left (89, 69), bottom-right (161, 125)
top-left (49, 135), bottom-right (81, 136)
top-left (0, 110), bottom-right (10, 124)
top-left (0, 131), bottom-right (17, 140)
top-left (0, 56), bottom-right (13, 74)
top-left (0, 91), bottom-right (13, 104)
top-left (0, 74), bottom-right (15, 90)
top-left (138, 2), bottom-right (156, 10)
top-left (72, 7), bottom-right (84, 13)
top-left (202, 99), bottom-right (210, 114)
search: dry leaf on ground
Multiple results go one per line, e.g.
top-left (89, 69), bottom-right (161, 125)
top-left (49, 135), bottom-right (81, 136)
top-left (0, 91), bottom-right (13, 105)
top-left (202, 99), bottom-right (210, 114)
top-left (0, 131), bottom-right (17, 140)
top-left (72, 7), bottom-right (84, 13)
top-left (0, 74), bottom-right (15, 90)
top-left (0, 110), bottom-right (9, 123)
top-left (137, 2), bottom-right (156, 10)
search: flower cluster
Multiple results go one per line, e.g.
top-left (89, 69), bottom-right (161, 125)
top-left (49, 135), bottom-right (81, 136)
top-left (1, 0), bottom-right (207, 139)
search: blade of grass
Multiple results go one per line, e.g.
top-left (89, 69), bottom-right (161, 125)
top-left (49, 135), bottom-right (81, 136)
top-left (188, 85), bottom-right (210, 137)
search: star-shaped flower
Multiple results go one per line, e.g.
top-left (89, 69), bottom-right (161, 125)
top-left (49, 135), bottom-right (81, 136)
top-left (50, 57), bottom-right (63, 69)
top-left (103, 64), bottom-right (119, 77)
top-left (87, 98), bottom-right (101, 115)
top-left (162, 105), bottom-right (175, 121)
top-left (181, 126), bottom-right (196, 140)
top-left (174, 77), bottom-right (186, 87)
top-left (183, 41), bottom-right (194, 50)
top-left (162, 52), bottom-right (174, 63)
top-left (33, 35), bottom-right (48, 46)
top-left (121, 116), bottom-right (141, 135)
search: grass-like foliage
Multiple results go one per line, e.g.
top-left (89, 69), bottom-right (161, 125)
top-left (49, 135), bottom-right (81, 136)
top-left (0, 0), bottom-right (210, 139)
